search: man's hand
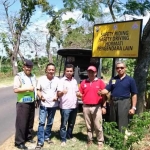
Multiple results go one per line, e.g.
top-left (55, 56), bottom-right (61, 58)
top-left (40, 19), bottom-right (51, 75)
top-left (102, 107), bottom-right (106, 115)
top-left (21, 85), bottom-right (34, 92)
top-left (53, 97), bottom-right (58, 101)
top-left (97, 90), bottom-right (101, 96)
top-left (98, 89), bottom-right (109, 95)
top-left (63, 90), bottom-right (68, 94)
top-left (129, 108), bottom-right (135, 115)
top-left (28, 86), bottom-right (34, 91)
top-left (35, 100), bottom-right (40, 108)
top-left (76, 92), bottom-right (82, 98)
top-left (40, 95), bottom-right (45, 102)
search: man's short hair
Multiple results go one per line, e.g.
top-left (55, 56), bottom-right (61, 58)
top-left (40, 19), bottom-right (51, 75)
top-left (45, 63), bottom-right (55, 70)
top-left (64, 64), bottom-right (74, 71)
top-left (115, 60), bottom-right (126, 67)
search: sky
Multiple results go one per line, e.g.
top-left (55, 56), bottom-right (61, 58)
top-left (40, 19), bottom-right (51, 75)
top-left (0, 0), bottom-right (69, 57)
top-left (0, 0), bottom-right (150, 58)
top-left (49, 0), bottom-right (63, 8)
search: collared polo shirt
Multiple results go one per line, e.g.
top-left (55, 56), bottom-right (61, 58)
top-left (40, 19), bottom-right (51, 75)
top-left (57, 76), bottom-right (78, 109)
top-left (106, 75), bottom-right (138, 98)
top-left (79, 78), bottom-right (105, 104)
top-left (37, 75), bottom-right (59, 107)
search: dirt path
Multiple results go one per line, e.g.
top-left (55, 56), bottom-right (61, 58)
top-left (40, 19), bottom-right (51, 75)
top-left (0, 110), bottom-right (84, 150)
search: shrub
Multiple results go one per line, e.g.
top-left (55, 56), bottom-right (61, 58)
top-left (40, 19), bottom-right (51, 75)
top-left (103, 112), bottom-right (150, 150)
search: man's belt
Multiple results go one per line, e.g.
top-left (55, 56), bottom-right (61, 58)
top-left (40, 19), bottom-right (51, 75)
top-left (111, 97), bottom-right (130, 101)
top-left (84, 104), bottom-right (100, 107)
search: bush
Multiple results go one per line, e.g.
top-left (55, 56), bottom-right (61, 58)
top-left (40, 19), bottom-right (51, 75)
top-left (103, 112), bottom-right (150, 150)
top-left (1, 65), bottom-right (12, 73)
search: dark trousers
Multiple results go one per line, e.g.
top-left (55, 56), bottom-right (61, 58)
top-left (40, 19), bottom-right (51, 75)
top-left (60, 108), bottom-right (77, 142)
top-left (109, 98), bottom-right (130, 132)
top-left (15, 102), bottom-right (35, 145)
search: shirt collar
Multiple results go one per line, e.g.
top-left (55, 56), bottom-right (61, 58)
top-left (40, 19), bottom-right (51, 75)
top-left (116, 74), bottom-right (127, 80)
top-left (46, 75), bottom-right (54, 81)
top-left (64, 76), bottom-right (74, 81)
top-left (87, 77), bottom-right (98, 81)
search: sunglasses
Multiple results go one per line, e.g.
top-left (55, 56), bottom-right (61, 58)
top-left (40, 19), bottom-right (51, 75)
top-left (116, 67), bottom-right (125, 70)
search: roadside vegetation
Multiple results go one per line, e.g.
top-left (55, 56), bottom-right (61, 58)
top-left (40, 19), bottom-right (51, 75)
top-left (30, 112), bottom-right (150, 150)
top-left (38, 112), bottom-right (150, 150)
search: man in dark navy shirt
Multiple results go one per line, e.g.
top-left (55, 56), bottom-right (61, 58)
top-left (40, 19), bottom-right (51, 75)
top-left (99, 61), bottom-right (137, 132)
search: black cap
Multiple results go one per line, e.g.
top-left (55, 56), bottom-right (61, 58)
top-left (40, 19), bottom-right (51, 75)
top-left (23, 59), bottom-right (33, 66)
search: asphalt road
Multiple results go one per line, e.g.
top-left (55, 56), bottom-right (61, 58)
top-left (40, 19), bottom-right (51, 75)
top-left (0, 86), bottom-right (16, 145)
top-left (0, 86), bottom-right (39, 145)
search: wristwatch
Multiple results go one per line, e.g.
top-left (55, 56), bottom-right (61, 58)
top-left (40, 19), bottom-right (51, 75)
top-left (132, 106), bottom-right (136, 110)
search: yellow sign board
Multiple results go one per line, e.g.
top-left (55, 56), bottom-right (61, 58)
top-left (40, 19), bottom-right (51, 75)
top-left (92, 20), bottom-right (142, 57)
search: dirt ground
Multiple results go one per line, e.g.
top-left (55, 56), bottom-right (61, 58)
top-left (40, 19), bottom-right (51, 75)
top-left (0, 110), bottom-right (84, 150)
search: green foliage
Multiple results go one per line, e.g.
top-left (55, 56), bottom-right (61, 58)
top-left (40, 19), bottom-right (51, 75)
top-left (63, 26), bottom-right (93, 49)
top-left (103, 112), bottom-right (150, 150)
top-left (46, 7), bottom-right (68, 30)
top-left (1, 65), bottom-right (12, 73)
top-left (146, 65), bottom-right (150, 93)
top-left (101, 58), bottom-right (113, 75)
top-left (45, 8), bottom-right (68, 60)
top-left (63, 0), bottom-right (126, 22)
top-left (124, 0), bottom-right (150, 16)
top-left (63, 0), bottom-right (103, 21)
top-left (124, 59), bottom-right (136, 77)
top-left (104, 122), bottom-right (125, 150)
top-left (62, 18), bottom-right (77, 25)
top-left (0, 56), bottom-right (62, 76)
top-left (0, 33), bottom-right (10, 57)
top-left (18, 0), bottom-right (50, 32)
top-left (0, 56), bottom-right (11, 73)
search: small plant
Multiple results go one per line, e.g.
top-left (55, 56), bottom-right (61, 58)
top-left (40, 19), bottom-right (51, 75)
top-left (103, 112), bottom-right (150, 150)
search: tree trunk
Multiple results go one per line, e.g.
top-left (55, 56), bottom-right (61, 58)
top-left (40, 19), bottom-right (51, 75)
top-left (49, 52), bottom-right (53, 63)
top-left (10, 54), bottom-right (18, 76)
top-left (134, 18), bottom-right (150, 113)
top-left (0, 55), bottom-right (3, 72)
top-left (46, 36), bottom-right (53, 63)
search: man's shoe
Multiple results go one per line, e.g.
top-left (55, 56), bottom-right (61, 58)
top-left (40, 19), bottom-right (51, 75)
top-left (27, 139), bottom-right (36, 143)
top-left (45, 138), bottom-right (54, 144)
top-left (87, 141), bottom-right (93, 146)
top-left (61, 142), bottom-right (66, 146)
top-left (35, 143), bottom-right (43, 150)
top-left (98, 143), bottom-right (104, 150)
top-left (67, 137), bottom-right (76, 142)
top-left (15, 144), bottom-right (28, 149)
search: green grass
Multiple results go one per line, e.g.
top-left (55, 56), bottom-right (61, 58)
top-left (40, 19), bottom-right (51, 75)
top-left (0, 75), bottom-right (13, 87)
top-left (37, 113), bottom-right (113, 150)
top-left (50, 120), bottom-right (88, 150)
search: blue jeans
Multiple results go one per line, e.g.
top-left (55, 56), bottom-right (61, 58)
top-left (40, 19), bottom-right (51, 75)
top-left (37, 106), bottom-right (57, 144)
top-left (60, 108), bottom-right (77, 142)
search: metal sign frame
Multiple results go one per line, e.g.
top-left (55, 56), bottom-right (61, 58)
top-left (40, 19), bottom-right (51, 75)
top-left (92, 19), bottom-right (143, 58)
